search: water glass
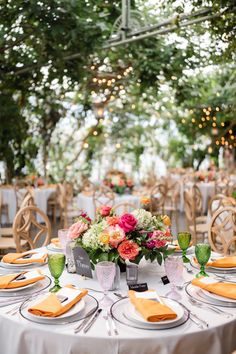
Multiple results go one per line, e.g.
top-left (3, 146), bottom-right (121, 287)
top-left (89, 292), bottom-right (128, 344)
top-left (58, 229), bottom-right (70, 254)
top-left (96, 261), bottom-right (116, 308)
top-left (48, 253), bottom-right (66, 292)
top-left (195, 243), bottom-right (211, 278)
top-left (177, 232), bottom-right (191, 263)
top-left (126, 264), bottom-right (138, 285)
top-left (164, 256), bottom-right (183, 301)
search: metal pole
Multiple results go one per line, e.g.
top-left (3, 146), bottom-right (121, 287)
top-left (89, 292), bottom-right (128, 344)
top-left (121, 0), bottom-right (131, 40)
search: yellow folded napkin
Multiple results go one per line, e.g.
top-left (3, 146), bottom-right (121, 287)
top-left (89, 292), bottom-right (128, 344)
top-left (2, 251), bottom-right (48, 264)
top-left (192, 277), bottom-right (236, 300)
top-left (207, 256), bottom-right (236, 268)
top-left (128, 290), bottom-right (177, 322)
top-left (51, 238), bottom-right (61, 248)
top-left (0, 270), bottom-right (45, 289)
top-left (28, 287), bottom-right (88, 317)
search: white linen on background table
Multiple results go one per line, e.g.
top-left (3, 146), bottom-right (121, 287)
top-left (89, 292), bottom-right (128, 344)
top-left (179, 182), bottom-right (215, 213)
top-left (77, 194), bottom-right (141, 219)
top-left (0, 247), bottom-right (236, 354)
top-left (0, 187), bottom-right (55, 223)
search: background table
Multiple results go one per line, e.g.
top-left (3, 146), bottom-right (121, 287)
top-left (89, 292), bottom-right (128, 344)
top-left (77, 193), bottom-right (140, 219)
top-left (0, 248), bottom-right (236, 354)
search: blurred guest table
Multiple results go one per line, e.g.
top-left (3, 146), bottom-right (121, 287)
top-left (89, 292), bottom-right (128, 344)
top-left (0, 186), bottom-right (56, 223)
top-left (179, 181), bottom-right (215, 213)
top-left (77, 193), bottom-right (141, 219)
top-left (0, 248), bottom-right (236, 354)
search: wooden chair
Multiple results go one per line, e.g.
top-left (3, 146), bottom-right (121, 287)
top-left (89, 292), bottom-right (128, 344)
top-left (208, 194), bottom-right (236, 217)
top-left (228, 183), bottom-right (236, 198)
top-left (14, 186), bottom-right (28, 211)
top-left (12, 205), bottom-right (51, 252)
top-left (58, 182), bottom-right (79, 228)
top-left (208, 206), bottom-right (236, 255)
top-left (113, 202), bottom-right (136, 215)
top-left (93, 185), bottom-right (115, 212)
top-left (184, 189), bottom-right (208, 244)
top-left (150, 182), bottom-right (167, 215)
top-left (20, 189), bottom-right (35, 208)
top-left (164, 180), bottom-right (181, 231)
top-left (214, 178), bottom-right (229, 195)
top-left (47, 189), bottom-right (59, 224)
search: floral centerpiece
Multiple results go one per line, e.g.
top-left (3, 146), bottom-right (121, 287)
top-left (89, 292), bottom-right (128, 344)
top-left (195, 171), bottom-right (215, 182)
top-left (67, 206), bottom-right (173, 269)
top-left (103, 176), bottom-right (134, 195)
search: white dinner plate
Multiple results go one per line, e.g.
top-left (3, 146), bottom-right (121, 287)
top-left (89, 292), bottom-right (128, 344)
top-left (27, 297), bottom-right (85, 322)
top-left (47, 244), bottom-right (63, 252)
top-left (0, 260), bottom-right (47, 269)
top-left (200, 288), bottom-right (236, 303)
top-left (0, 281), bottom-right (37, 293)
top-left (124, 298), bottom-right (184, 327)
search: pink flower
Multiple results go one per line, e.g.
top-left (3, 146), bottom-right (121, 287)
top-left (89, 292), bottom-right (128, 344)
top-left (118, 240), bottom-right (139, 260)
top-left (107, 225), bottom-right (126, 248)
top-left (118, 213), bottom-right (137, 233)
top-left (155, 239), bottom-right (167, 248)
top-left (98, 206), bottom-right (112, 217)
top-left (79, 212), bottom-right (91, 223)
top-left (106, 216), bottom-right (120, 226)
top-left (68, 221), bottom-right (88, 240)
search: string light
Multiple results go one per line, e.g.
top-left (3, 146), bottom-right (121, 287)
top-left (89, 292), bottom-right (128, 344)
top-left (212, 122), bottom-right (217, 127)
top-left (221, 122), bottom-right (225, 126)
top-left (199, 124), bottom-right (203, 128)
top-left (192, 118), bottom-right (196, 123)
top-left (93, 131), bottom-right (98, 136)
top-left (216, 140), bottom-right (220, 145)
top-left (181, 119), bottom-right (186, 124)
top-left (213, 117), bottom-right (216, 121)
top-left (216, 107), bottom-right (220, 111)
top-left (229, 129), bottom-right (233, 134)
top-left (83, 142), bottom-right (89, 148)
top-left (116, 143), bottom-right (121, 149)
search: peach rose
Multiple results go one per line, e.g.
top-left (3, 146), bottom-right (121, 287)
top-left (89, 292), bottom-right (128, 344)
top-left (68, 221), bottom-right (88, 240)
top-left (118, 240), bottom-right (139, 260)
top-left (107, 225), bottom-right (126, 248)
top-left (107, 216), bottom-right (120, 226)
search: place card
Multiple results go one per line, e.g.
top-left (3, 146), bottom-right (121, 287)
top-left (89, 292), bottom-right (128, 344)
top-left (161, 275), bottom-right (170, 285)
top-left (128, 283), bottom-right (148, 292)
top-left (73, 246), bottom-right (93, 278)
top-left (135, 291), bottom-right (157, 299)
top-left (199, 277), bottom-right (219, 284)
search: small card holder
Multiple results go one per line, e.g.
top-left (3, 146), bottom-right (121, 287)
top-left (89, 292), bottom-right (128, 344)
top-left (161, 275), bottom-right (170, 285)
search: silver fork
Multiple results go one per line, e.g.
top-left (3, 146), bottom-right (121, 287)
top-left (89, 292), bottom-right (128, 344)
top-left (103, 310), bottom-right (112, 336)
top-left (189, 297), bottom-right (234, 318)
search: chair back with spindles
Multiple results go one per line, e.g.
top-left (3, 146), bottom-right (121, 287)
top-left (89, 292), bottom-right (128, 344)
top-left (208, 206), bottom-right (236, 255)
top-left (208, 194), bottom-right (236, 217)
top-left (113, 202), bottom-right (136, 215)
top-left (93, 186), bottom-right (115, 212)
top-left (13, 205), bottom-right (51, 252)
top-left (150, 182), bottom-right (167, 214)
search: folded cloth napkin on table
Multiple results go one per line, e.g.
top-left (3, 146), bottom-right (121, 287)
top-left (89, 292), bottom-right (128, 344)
top-left (51, 238), bottom-right (61, 248)
top-left (192, 277), bottom-right (236, 300)
top-left (173, 240), bottom-right (193, 251)
top-left (0, 270), bottom-right (45, 289)
top-left (128, 290), bottom-right (177, 322)
top-left (2, 251), bottom-right (48, 264)
top-left (28, 287), bottom-right (88, 317)
top-left (207, 256), bottom-right (236, 268)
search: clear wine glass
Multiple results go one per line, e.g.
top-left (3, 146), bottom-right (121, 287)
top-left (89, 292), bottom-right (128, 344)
top-left (96, 261), bottom-right (116, 308)
top-left (164, 256), bottom-right (183, 301)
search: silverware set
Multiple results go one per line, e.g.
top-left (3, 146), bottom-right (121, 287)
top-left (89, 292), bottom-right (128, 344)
top-left (188, 297), bottom-right (233, 318)
top-left (180, 303), bottom-right (209, 329)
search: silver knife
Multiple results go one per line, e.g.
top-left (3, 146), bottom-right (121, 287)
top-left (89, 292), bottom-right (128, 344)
top-left (83, 309), bottom-right (102, 333)
top-left (74, 307), bottom-right (97, 333)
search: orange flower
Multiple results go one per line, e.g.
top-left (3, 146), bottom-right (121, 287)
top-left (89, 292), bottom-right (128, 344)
top-left (118, 240), bottom-right (139, 260)
top-left (162, 215), bottom-right (171, 226)
top-left (140, 197), bottom-right (151, 205)
top-left (107, 216), bottom-right (120, 226)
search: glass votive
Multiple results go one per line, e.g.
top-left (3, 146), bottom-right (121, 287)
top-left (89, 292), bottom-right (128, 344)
top-left (126, 264), bottom-right (138, 285)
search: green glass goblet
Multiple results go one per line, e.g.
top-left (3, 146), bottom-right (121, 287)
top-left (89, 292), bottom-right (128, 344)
top-left (177, 232), bottom-right (191, 263)
top-left (48, 253), bottom-right (65, 292)
top-left (195, 243), bottom-right (211, 278)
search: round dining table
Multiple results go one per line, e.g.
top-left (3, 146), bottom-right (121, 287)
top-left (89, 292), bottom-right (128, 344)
top-left (0, 248), bottom-right (236, 354)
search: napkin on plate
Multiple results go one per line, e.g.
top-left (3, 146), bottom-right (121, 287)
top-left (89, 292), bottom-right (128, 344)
top-left (0, 270), bottom-right (45, 289)
top-left (51, 238), bottom-right (62, 248)
top-left (207, 256), bottom-right (236, 268)
top-left (2, 251), bottom-right (48, 264)
top-left (128, 290), bottom-right (177, 322)
top-left (192, 277), bottom-right (236, 300)
top-left (28, 286), bottom-right (88, 317)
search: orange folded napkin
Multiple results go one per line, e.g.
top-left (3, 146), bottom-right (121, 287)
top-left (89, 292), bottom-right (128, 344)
top-left (207, 256), bottom-right (236, 268)
top-left (128, 290), bottom-right (177, 322)
top-left (192, 277), bottom-right (236, 300)
top-left (0, 270), bottom-right (45, 289)
top-left (51, 238), bottom-right (62, 248)
top-left (2, 251), bottom-right (48, 264)
top-left (28, 287), bottom-right (88, 317)
top-left (173, 240), bottom-right (193, 251)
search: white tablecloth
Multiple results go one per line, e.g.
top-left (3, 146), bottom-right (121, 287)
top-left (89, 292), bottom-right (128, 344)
top-left (0, 248), bottom-right (236, 354)
top-left (77, 194), bottom-right (141, 219)
top-left (1, 187), bottom-right (56, 223)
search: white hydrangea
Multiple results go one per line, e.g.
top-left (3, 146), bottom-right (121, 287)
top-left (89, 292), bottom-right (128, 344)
top-left (132, 209), bottom-right (153, 229)
top-left (82, 223), bottom-right (110, 250)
